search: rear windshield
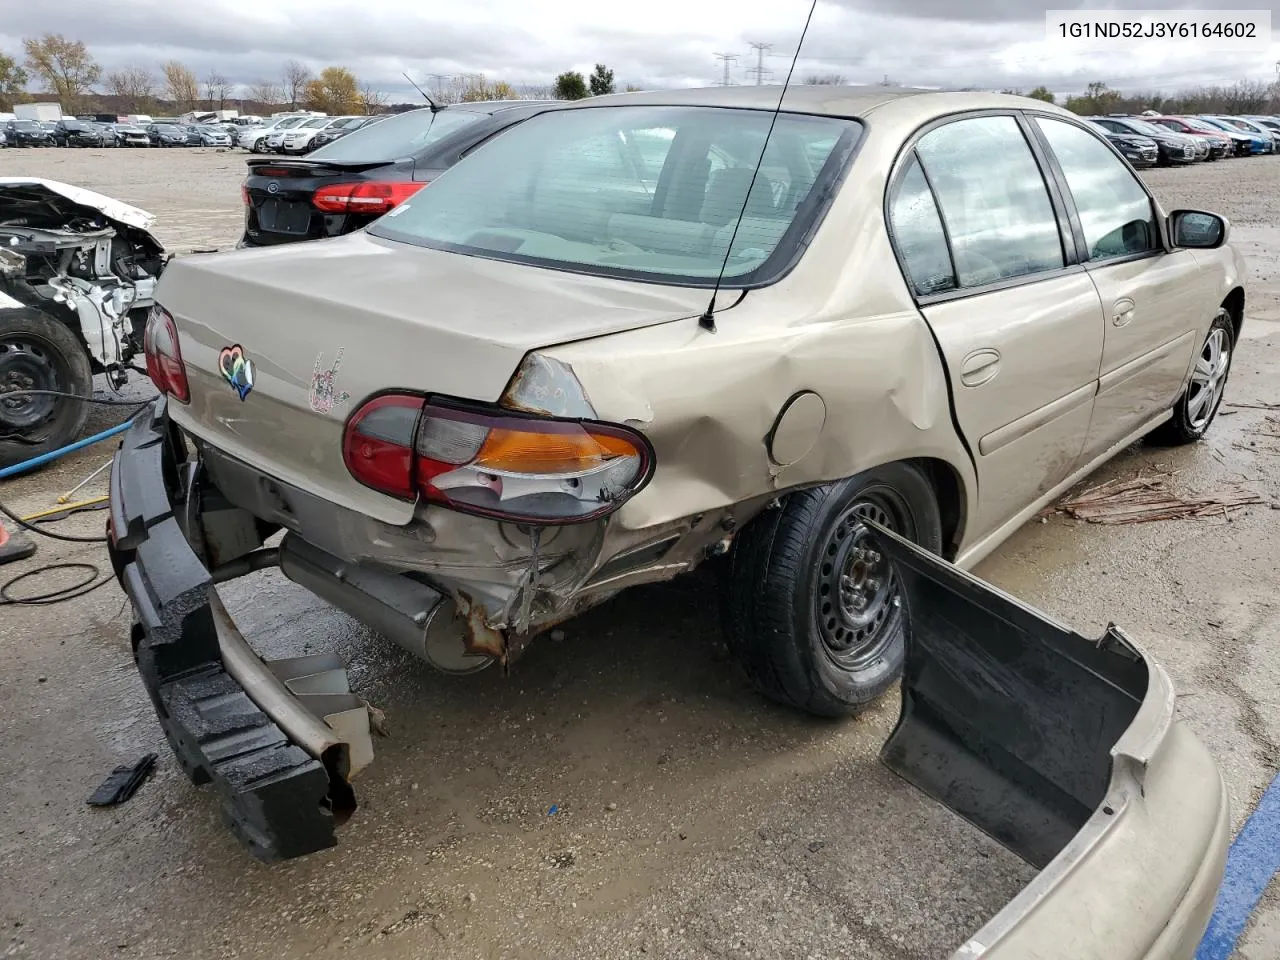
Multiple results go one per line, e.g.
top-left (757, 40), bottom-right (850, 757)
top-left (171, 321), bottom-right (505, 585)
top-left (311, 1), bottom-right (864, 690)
top-left (368, 105), bottom-right (858, 286)
top-left (310, 107), bottom-right (484, 162)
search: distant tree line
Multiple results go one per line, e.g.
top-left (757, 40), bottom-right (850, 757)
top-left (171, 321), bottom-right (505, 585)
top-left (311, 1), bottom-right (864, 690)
top-left (0, 34), bottom-right (641, 117)
top-left (1000, 79), bottom-right (1277, 115)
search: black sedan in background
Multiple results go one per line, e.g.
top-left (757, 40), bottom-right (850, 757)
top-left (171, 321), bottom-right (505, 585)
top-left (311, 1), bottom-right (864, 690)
top-left (309, 114), bottom-right (387, 151)
top-left (51, 119), bottom-right (109, 147)
top-left (147, 123), bottom-right (196, 147)
top-left (1086, 116), bottom-right (1201, 164)
top-left (240, 100), bottom-right (558, 247)
top-left (1096, 130), bottom-right (1158, 167)
top-left (3, 120), bottom-right (52, 147)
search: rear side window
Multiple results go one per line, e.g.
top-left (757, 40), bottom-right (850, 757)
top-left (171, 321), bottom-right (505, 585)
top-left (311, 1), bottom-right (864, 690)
top-left (310, 108), bottom-right (484, 162)
top-left (1035, 118), bottom-right (1158, 261)
top-left (915, 115), bottom-right (1065, 288)
top-left (888, 156), bottom-right (956, 295)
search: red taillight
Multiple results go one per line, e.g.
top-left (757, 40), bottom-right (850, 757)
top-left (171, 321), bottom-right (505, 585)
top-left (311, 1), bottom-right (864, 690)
top-left (312, 181), bottom-right (426, 215)
top-left (143, 304), bottom-right (189, 404)
top-left (241, 181), bottom-right (249, 206)
top-left (342, 394), bottom-right (425, 500)
top-left (341, 395), bottom-right (654, 524)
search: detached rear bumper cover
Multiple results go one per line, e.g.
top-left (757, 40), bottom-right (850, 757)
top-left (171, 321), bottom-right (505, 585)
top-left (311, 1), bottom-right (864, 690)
top-left (109, 398), bottom-right (356, 860)
top-left (877, 529), bottom-right (1228, 960)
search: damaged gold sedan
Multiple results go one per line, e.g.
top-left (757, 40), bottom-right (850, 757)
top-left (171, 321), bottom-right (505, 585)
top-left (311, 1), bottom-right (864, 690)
top-left (110, 87), bottom-right (1233, 954)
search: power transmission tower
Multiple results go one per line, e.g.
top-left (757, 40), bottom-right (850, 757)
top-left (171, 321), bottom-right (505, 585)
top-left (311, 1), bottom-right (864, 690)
top-left (713, 53), bottom-right (738, 86)
top-left (746, 41), bottom-right (773, 84)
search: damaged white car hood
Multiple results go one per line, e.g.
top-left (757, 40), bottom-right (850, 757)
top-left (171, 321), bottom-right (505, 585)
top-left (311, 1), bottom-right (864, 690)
top-left (0, 177), bottom-right (157, 232)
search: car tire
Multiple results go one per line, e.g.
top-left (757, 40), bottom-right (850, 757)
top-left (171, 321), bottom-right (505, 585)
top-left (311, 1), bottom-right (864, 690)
top-left (721, 462), bottom-right (943, 718)
top-left (1147, 307), bottom-right (1235, 446)
top-left (0, 307), bottom-right (93, 471)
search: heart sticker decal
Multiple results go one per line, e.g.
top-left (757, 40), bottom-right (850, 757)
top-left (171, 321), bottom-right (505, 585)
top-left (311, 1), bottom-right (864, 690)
top-left (218, 344), bottom-right (255, 401)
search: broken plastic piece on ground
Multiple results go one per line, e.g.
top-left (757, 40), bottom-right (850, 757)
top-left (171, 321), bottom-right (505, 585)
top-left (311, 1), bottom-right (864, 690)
top-left (0, 518), bottom-right (36, 565)
top-left (87, 752), bottom-right (158, 806)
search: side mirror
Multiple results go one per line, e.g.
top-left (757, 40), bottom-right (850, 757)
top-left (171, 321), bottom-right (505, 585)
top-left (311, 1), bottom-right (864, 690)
top-left (1170, 210), bottom-right (1227, 249)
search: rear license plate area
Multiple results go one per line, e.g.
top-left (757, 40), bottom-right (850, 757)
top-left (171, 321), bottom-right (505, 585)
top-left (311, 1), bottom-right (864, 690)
top-left (258, 199), bottom-right (312, 234)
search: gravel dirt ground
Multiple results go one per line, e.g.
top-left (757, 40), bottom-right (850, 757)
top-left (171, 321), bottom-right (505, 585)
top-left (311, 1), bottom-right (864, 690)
top-left (1, 146), bottom-right (1279, 960)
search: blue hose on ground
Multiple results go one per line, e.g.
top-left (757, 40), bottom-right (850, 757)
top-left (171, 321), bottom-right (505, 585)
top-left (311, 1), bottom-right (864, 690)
top-left (0, 418), bottom-right (134, 481)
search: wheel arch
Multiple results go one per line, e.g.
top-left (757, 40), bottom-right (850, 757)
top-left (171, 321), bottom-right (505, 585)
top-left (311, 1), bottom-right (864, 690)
top-left (1222, 286), bottom-right (1244, 343)
top-left (911, 456), bottom-right (968, 561)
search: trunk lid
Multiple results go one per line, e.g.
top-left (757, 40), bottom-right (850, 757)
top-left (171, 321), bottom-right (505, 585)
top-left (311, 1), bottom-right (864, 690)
top-left (158, 231), bottom-right (712, 523)
top-left (243, 157), bottom-right (406, 245)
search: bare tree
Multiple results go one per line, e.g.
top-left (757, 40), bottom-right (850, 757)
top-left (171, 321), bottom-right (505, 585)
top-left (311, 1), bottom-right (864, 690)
top-left (162, 60), bottom-right (199, 111)
top-left (803, 73), bottom-right (845, 85)
top-left (246, 80), bottom-right (283, 108)
top-left (283, 59), bottom-right (312, 109)
top-left (358, 83), bottom-right (388, 114)
top-left (204, 70), bottom-right (232, 110)
top-left (104, 65), bottom-right (156, 111)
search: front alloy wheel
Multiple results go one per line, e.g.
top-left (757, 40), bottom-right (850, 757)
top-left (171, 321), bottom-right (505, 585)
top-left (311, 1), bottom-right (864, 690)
top-left (1148, 307), bottom-right (1235, 446)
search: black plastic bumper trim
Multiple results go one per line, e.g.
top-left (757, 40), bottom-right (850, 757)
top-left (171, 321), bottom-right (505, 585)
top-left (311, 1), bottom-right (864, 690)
top-left (110, 403), bottom-right (342, 861)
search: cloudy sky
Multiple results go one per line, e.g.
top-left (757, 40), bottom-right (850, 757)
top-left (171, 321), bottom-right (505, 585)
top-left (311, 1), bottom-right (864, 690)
top-left (3, 0), bottom-right (1278, 101)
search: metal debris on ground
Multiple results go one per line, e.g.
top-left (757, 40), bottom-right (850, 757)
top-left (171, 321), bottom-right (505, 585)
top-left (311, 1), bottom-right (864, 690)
top-left (1053, 470), bottom-right (1264, 525)
top-left (87, 753), bottom-right (158, 807)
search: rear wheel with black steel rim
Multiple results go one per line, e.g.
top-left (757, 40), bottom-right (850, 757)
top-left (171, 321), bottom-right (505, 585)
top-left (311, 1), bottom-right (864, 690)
top-left (722, 462), bottom-right (943, 717)
top-left (0, 307), bottom-right (92, 470)
top-left (1147, 307), bottom-right (1234, 446)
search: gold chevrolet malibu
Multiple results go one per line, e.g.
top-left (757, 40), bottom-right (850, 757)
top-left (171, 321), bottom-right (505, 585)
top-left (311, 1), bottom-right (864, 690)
top-left (110, 87), bottom-right (1234, 956)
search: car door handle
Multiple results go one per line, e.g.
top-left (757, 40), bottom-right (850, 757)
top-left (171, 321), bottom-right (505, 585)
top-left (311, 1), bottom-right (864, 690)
top-left (959, 348), bottom-right (1001, 387)
top-left (1112, 298), bottom-right (1136, 327)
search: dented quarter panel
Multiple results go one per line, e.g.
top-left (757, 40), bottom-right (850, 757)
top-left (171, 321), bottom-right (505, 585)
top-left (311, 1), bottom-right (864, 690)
top-left (541, 116), bottom-right (978, 558)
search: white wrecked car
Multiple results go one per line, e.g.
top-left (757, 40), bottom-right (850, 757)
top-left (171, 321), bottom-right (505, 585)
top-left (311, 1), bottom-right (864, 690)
top-left (0, 179), bottom-right (167, 467)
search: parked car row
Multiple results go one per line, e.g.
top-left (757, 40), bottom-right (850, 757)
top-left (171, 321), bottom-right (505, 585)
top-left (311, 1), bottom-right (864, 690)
top-left (237, 113), bottom-right (390, 154)
top-left (0, 117), bottom-right (237, 148)
top-left (1087, 112), bottom-right (1280, 167)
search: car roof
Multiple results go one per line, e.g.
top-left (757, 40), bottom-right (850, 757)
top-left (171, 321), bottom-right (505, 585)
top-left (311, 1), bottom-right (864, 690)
top-left (556, 85), bottom-right (1083, 127)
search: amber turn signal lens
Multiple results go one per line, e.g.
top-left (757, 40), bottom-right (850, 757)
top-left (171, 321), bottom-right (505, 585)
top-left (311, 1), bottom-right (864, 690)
top-left (476, 429), bottom-right (639, 475)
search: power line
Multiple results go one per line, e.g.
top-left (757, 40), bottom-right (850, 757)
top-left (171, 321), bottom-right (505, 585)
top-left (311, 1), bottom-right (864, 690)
top-left (747, 41), bottom-right (773, 85)
top-left (712, 52), bottom-right (739, 87)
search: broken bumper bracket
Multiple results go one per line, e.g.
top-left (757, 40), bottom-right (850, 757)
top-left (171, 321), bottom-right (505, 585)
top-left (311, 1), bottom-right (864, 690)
top-left (109, 398), bottom-right (345, 861)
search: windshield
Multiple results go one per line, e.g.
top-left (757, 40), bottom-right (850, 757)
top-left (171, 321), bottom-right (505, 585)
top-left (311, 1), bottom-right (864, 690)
top-left (310, 107), bottom-right (485, 161)
top-left (63, 121), bottom-right (88, 131)
top-left (12, 121), bottom-right (39, 130)
top-left (300, 118), bottom-right (329, 128)
top-left (369, 105), bottom-right (857, 286)
top-left (1119, 118), bottom-right (1167, 137)
top-left (1197, 118), bottom-right (1232, 132)
top-left (1181, 118), bottom-right (1221, 133)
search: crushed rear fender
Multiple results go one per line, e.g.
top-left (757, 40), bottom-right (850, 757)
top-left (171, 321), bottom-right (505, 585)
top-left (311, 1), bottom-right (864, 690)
top-left (876, 526), bottom-right (1229, 960)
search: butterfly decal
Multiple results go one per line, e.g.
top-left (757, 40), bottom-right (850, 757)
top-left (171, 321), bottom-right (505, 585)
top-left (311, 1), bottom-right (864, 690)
top-left (218, 344), bottom-right (254, 401)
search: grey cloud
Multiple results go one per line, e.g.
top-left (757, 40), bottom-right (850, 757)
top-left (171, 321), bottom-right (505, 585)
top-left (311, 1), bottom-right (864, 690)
top-left (1, 0), bottom-right (1272, 100)
top-left (823, 0), bottom-right (1275, 24)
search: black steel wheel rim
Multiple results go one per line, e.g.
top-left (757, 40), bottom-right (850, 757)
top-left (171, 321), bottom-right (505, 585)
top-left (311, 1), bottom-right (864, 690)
top-left (813, 490), bottom-right (909, 670)
top-left (0, 335), bottom-right (65, 431)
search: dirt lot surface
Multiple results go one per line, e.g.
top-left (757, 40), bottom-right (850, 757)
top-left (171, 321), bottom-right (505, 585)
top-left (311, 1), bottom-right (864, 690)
top-left (2, 146), bottom-right (1279, 960)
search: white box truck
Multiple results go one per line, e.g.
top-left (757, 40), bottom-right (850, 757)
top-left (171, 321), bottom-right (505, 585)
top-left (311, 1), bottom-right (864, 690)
top-left (14, 103), bottom-right (63, 123)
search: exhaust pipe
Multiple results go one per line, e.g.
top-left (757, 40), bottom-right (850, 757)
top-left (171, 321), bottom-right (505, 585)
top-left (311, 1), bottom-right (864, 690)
top-left (278, 534), bottom-right (493, 675)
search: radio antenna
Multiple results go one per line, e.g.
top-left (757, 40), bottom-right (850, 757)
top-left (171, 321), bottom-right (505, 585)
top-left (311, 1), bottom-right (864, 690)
top-left (403, 72), bottom-right (442, 113)
top-left (699, 0), bottom-right (819, 332)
